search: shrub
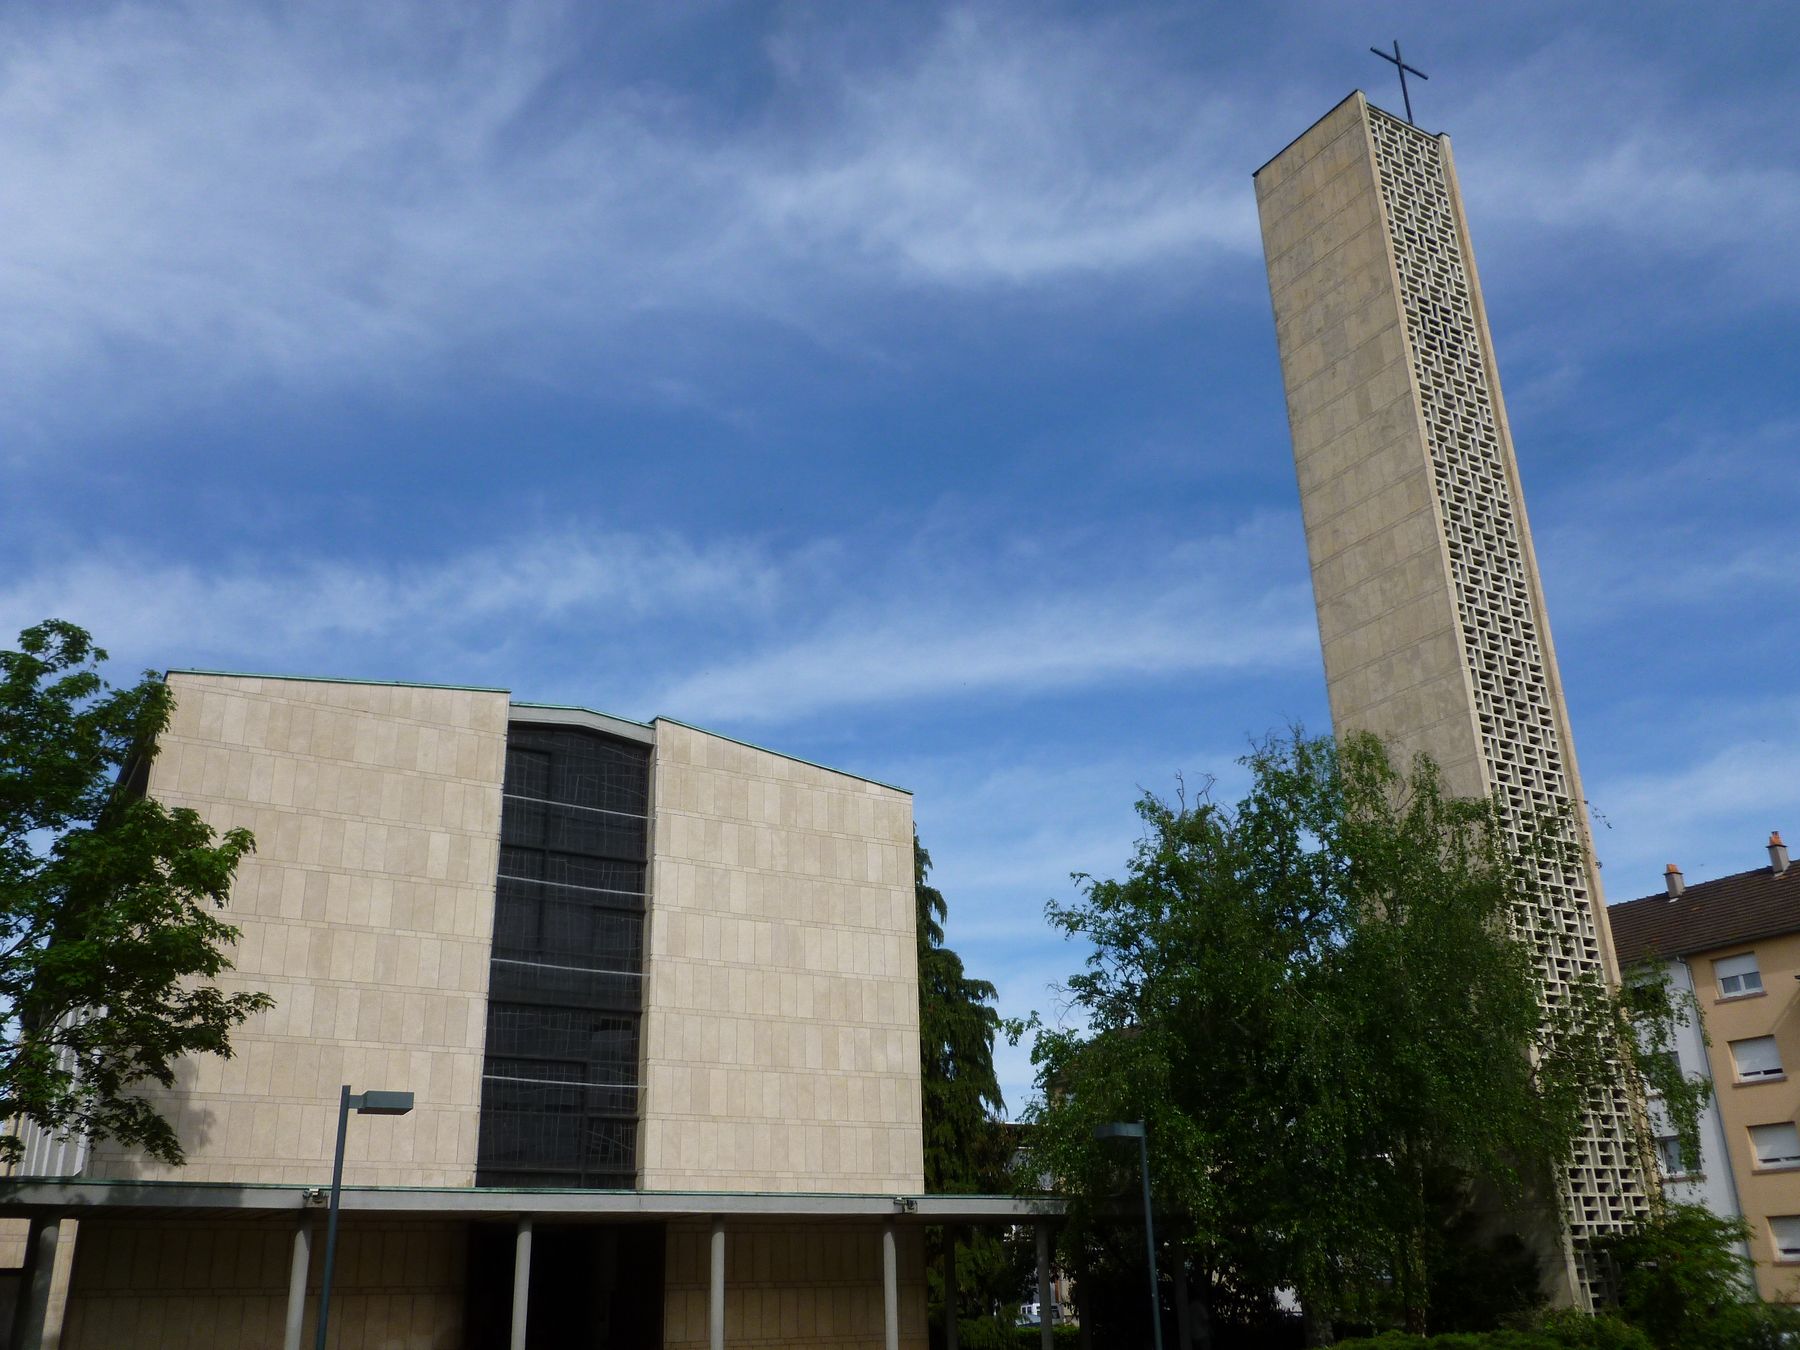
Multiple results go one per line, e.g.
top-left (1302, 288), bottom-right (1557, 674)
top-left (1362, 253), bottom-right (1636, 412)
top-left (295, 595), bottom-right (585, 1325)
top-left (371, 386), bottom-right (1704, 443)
top-left (952, 1317), bottom-right (1081, 1350)
top-left (1595, 1204), bottom-right (1800, 1350)
top-left (1534, 1311), bottom-right (1655, 1350)
top-left (1333, 1321), bottom-right (1653, 1350)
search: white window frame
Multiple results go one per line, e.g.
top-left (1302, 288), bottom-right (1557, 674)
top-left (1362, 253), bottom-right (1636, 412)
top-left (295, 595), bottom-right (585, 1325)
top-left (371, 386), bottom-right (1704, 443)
top-left (1751, 1122), bottom-right (1800, 1171)
top-left (1772, 1215), bottom-right (1800, 1262)
top-left (1654, 1134), bottom-right (1694, 1179)
top-left (1732, 1035), bottom-right (1785, 1082)
top-left (1716, 952), bottom-right (1764, 999)
top-left (1637, 1048), bottom-right (1681, 1099)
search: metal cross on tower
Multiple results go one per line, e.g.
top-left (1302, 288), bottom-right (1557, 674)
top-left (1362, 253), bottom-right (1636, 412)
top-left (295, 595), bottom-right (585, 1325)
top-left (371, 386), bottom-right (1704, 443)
top-left (1369, 39), bottom-right (1428, 125)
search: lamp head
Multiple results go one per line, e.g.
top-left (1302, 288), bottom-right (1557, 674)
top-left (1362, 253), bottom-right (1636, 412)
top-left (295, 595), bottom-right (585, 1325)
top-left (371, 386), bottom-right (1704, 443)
top-left (1093, 1121), bottom-right (1146, 1141)
top-left (352, 1090), bottom-right (414, 1116)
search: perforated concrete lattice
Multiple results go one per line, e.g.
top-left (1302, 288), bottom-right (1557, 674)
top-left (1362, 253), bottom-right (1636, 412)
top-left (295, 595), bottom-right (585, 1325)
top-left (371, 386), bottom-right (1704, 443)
top-left (1365, 106), bottom-right (1651, 1305)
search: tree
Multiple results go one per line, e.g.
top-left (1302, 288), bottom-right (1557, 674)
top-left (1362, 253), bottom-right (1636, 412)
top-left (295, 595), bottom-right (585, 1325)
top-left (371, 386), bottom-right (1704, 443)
top-left (1, 620), bottom-right (271, 1164)
top-left (1594, 1205), bottom-right (1800, 1350)
top-left (916, 836), bottom-right (1020, 1340)
top-left (916, 833), bottom-right (1005, 1193)
top-left (1020, 732), bottom-right (1690, 1342)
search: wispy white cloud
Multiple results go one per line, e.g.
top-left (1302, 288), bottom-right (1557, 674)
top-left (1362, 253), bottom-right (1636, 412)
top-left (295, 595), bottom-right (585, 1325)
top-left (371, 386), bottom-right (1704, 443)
top-left (653, 579), bottom-right (1312, 724)
top-left (0, 510), bottom-right (1311, 720)
top-left (3, 4), bottom-right (1788, 446)
top-left (0, 528), bottom-right (775, 681)
top-left (651, 511), bottom-right (1315, 722)
top-left (0, 1), bottom-right (1261, 444)
top-left (1531, 418), bottom-right (1799, 627)
top-left (1590, 701), bottom-right (1800, 901)
top-left (747, 8), bottom-right (1258, 286)
top-left (1449, 39), bottom-right (1800, 293)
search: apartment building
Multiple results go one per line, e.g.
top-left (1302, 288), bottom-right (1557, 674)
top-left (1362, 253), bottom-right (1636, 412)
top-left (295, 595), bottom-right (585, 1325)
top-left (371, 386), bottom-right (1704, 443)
top-left (1609, 832), bottom-right (1800, 1301)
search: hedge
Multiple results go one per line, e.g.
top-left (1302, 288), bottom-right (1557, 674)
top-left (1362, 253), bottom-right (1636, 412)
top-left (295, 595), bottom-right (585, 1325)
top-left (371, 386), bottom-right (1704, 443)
top-left (1334, 1319), bottom-right (1654, 1350)
top-left (951, 1318), bottom-right (1083, 1350)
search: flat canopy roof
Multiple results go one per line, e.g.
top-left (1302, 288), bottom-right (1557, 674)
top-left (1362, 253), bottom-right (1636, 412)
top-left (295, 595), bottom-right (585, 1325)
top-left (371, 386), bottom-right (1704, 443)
top-left (0, 1179), bottom-right (1060, 1225)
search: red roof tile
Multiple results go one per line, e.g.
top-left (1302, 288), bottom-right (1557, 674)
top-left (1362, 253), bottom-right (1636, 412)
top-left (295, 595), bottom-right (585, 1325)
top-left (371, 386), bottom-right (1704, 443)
top-left (1607, 865), bottom-right (1800, 966)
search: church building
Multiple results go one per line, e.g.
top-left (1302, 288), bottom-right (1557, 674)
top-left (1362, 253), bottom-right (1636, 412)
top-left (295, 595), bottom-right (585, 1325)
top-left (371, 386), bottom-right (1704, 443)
top-left (0, 670), bottom-right (1036, 1348)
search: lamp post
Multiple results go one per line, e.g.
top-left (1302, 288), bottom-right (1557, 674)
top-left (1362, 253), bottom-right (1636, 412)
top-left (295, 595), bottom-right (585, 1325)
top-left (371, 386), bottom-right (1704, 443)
top-left (1095, 1120), bottom-right (1162, 1350)
top-left (315, 1086), bottom-right (414, 1350)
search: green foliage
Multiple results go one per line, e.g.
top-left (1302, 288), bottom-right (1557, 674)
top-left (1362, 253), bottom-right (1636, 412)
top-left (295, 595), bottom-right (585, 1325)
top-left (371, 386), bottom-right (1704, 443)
top-left (1, 620), bottom-right (272, 1164)
top-left (1616, 962), bottom-right (1712, 1177)
top-left (917, 834), bottom-right (1005, 1193)
top-left (1020, 731), bottom-right (1654, 1335)
top-left (1333, 1208), bottom-right (1800, 1350)
top-left (1594, 1204), bottom-right (1800, 1350)
top-left (930, 1223), bottom-right (1036, 1336)
top-left (915, 836), bottom-right (1017, 1333)
top-left (1420, 1175), bottom-right (1546, 1333)
top-left (1335, 1321), bottom-right (1654, 1350)
top-left (1533, 1313), bottom-right (1659, 1350)
top-left (950, 1318), bottom-right (1080, 1350)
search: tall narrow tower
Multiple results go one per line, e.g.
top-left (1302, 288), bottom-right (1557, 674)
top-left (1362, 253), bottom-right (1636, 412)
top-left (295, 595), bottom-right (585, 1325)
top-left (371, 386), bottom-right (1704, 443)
top-left (1254, 92), bottom-right (1649, 1305)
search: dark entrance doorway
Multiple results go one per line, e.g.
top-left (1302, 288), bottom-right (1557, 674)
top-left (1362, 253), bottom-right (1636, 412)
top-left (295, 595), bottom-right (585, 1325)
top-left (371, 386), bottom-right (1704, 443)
top-left (465, 1222), bottom-right (665, 1349)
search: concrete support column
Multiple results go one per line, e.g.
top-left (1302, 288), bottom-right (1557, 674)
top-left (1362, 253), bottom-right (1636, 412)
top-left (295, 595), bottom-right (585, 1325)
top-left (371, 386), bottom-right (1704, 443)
top-left (944, 1227), bottom-right (959, 1350)
top-left (282, 1218), bottom-right (313, 1350)
top-left (882, 1222), bottom-right (900, 1350)
top-left (510, 1218), bottom-right (533, 1350)
top-left (709, 1217), bottom-right (726, 1350)
top-left (1037, 1222), bottom-right (1054, 1350)
top-left (12, 1217), bottom-right (60, 1350)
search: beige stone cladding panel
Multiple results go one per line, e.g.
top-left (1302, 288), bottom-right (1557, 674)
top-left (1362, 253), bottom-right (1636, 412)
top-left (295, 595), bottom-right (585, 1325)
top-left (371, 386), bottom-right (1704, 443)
top-left (58, 1217), bottom-right (464, 1348)
top-left (0, 1216), bottom-right (27, 1267)
top-left (642, 722), bottom-right (922, 1193)
top-left (1256, 92), bottom-right (1483, 799)
top-left (83, 674), bottom-right (508, 1188)
top-left (1692, 933), bottom-right (1800, 1302)
top-left (663, 1219), bottom-right (927, 1349)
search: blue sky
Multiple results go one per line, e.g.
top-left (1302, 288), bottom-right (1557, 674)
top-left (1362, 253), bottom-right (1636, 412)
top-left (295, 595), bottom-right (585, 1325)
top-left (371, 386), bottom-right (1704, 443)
top-left (3, 1), bottom-right (1796, 1113)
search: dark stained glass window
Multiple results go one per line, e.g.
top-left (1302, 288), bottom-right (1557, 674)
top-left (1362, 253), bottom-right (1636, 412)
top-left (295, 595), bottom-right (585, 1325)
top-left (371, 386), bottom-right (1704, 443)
top-left (477, 724), bottom-right (649, 1188)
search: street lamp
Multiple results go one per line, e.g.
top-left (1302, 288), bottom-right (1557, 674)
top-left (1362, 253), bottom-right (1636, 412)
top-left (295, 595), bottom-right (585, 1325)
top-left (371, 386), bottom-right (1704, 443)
top-left (315, 1085), bottom-right (414, 1350)
top-left (1094, 1120), bottom-right (1162, 1350)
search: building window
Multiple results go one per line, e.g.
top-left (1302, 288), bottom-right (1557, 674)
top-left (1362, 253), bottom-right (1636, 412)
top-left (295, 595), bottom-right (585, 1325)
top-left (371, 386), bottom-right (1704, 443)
top-left (1715, 952), bottom-right (1764, 999)
top-left (1640, 1049), bottom-right (1680, 1095)
top-left (1654, 1135), bottom-right (1695, 1179)
top-left (477, 723), bottom-right (651, 1189)
top-left (1750, 1122), bottom-right (1800, 1170)
top-left (1772, 1216), bottom-right (1800, 1262)
top-left (1731, 1036), bottom-right (1785, 1082)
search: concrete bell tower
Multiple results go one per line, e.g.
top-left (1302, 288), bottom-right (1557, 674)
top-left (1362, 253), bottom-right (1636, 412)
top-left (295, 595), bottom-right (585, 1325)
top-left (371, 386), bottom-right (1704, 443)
top-left (1254, 92), bottom-right (1650, 1306)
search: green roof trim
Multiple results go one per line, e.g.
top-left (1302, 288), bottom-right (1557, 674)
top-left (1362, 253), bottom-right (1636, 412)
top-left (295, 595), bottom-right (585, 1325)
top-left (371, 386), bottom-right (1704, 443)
top-left (653, 716), bottom-right (911, 796)
top-left (165, 668), bottom-right (509, 694)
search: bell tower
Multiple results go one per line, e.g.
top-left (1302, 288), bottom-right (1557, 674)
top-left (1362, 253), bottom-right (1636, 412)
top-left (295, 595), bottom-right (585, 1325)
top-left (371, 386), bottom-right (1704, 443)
top-left (1254, 92), bottom-right (1650, 1306)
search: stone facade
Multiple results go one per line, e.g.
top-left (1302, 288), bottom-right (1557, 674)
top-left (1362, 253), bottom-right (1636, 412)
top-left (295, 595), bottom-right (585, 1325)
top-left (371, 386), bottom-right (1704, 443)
top-left (1255, 94), bottom-right (1485, 798)
top-left (82, 674), bottom-right (511, 1188)
top-left (1256, 93), bottom-right (1651, 1306)
top-left (663, 1221), bottom-right (927, 1350)
top-left (640, 722), bottom-right (922, 1194)
top-left (56, 1218), bottom-right (463, 1349)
